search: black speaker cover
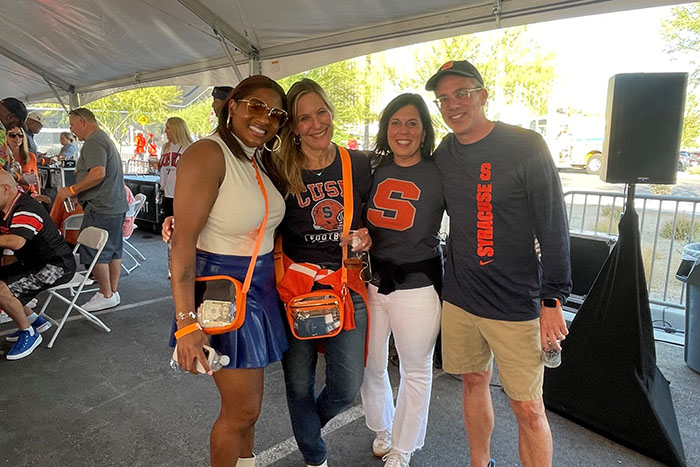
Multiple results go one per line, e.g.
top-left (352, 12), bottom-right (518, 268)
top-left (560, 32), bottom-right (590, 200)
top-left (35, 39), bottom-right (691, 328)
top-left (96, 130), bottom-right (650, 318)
top-left (543, 206), bottom-right (686, 466)
top-left (601, 73), bottom-right (687, 184)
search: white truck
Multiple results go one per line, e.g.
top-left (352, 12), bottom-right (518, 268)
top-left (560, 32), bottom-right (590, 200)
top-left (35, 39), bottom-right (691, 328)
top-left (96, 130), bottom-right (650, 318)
top-left (528, 114), bottom-right (605, 174)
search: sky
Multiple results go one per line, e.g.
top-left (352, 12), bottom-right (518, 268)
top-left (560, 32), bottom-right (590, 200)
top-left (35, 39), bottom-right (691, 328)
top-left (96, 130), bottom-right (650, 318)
top-left (520, 3), bottom-right (695, 114)
top-left (382, 3), bottom-right (695, 118)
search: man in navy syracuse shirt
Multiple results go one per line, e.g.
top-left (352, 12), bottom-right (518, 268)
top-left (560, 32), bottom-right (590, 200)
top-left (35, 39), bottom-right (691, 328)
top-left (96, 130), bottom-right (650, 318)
top-left (426, 60), bottom-right (572, 467)
top-left (0, 170), bottom-right (76, 360)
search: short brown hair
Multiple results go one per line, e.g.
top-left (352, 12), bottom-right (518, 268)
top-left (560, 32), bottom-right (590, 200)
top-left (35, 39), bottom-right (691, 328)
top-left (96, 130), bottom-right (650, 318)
top-left (69, 107), bottom-right (97, 122)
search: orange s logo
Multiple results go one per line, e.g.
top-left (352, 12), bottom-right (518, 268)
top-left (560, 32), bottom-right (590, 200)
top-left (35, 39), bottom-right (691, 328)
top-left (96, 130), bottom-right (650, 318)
top-left (367, 178), bottom-right (420, 231)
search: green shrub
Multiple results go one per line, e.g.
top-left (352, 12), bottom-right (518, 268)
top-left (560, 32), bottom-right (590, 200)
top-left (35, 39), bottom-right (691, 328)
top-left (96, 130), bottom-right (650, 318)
top-left (587, 205), bottom-right (622, 234)
top-left (661, 214), bottom-right (700, 241)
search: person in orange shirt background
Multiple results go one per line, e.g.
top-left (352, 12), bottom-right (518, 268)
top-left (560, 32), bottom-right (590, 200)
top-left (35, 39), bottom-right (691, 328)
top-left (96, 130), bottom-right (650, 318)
top-left (134, 131), bottom-right (147, 161)
top-left (5, 126), bottom-right (40, 195)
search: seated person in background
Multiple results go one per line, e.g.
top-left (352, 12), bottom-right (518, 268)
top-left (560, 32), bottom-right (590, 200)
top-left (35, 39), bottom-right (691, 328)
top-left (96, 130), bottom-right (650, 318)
top-left (5, 126), bottom-right (40, 195)
top-left (0, 170), bottom-right (76, 360)
top-left (58, 132), bottom-right (77, 161)
top-left (50, 184), bottom-right (135, 246)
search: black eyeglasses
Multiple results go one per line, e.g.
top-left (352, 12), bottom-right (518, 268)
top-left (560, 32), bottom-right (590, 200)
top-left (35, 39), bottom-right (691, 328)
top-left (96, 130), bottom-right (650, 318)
top-left (237, 97), bottom-right (288, 126)
top-left (7, 132), bottom-right (23, 138)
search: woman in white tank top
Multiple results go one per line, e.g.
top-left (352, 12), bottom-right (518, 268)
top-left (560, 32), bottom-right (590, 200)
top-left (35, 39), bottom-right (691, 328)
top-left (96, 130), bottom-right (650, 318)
top-left (168, 75), bottom-right (289, 467)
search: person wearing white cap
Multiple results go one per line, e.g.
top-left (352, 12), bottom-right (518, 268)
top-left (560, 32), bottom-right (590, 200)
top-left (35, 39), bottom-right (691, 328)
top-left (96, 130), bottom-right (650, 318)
top-left (25, 111), bottom-right (45, 155)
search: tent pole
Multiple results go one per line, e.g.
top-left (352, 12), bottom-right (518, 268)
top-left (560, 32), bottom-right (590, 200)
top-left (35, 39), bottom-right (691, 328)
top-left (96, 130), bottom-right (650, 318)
top-left (213, 25), bottom-right (244, 83)
top-left (249, 50), bottom-right (261, 77)
top-left (625, 183), bottom-right (636, 213)
top-left (69, 92), bottom-right (79, 110)
top-left (44, 79), bottom-right (71, 113)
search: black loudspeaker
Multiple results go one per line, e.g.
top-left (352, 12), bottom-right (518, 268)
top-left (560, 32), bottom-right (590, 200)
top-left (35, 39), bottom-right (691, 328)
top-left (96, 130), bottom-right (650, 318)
top-left (600, 73), bottom-right (687, 184)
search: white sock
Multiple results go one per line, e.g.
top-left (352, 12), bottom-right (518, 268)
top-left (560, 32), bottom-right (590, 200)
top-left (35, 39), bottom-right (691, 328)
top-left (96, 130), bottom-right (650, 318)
top-left (22, 326), bottom-right (35, 336)
top-left (26, 312), bottom-right (38, 324)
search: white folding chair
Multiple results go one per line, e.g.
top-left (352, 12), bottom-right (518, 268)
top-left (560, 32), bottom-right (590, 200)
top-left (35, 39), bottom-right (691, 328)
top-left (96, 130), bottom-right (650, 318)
top-left (61, 213), bottom-right (98, 294)
top-left (121, 193), bottom-right (147, 274)
top-left (63, 213), bottom-right (84, 240)
top-left (39, 226), bottom-right (111, 348)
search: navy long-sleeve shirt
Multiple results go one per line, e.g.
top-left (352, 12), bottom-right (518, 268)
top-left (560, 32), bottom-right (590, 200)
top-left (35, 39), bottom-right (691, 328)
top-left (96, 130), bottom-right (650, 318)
top-left (434, 122), bottom-right (572, 321)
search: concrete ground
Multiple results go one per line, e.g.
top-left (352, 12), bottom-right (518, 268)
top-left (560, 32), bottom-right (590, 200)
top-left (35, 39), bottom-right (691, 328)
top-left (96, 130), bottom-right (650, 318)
top-left (1, 230), bottom-right (698, 467)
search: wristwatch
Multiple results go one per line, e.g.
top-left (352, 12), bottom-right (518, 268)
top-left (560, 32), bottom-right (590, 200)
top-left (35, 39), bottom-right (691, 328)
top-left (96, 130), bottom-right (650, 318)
top-left (541, 298), bottom-right (560, 308)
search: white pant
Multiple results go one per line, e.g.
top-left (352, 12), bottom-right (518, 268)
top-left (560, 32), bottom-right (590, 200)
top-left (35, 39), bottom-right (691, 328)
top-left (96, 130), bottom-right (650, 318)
top-left (361, 284), bottom-right (441, 453)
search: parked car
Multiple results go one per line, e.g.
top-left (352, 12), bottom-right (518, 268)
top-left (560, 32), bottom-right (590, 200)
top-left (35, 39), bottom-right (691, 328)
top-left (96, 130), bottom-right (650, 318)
top-left (679, 151), bottom-right (692, 172)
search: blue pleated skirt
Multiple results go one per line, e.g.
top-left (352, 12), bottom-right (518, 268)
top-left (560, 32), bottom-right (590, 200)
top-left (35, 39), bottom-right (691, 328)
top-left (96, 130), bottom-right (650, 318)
top-left (170, 251), bottom-right (288, 368)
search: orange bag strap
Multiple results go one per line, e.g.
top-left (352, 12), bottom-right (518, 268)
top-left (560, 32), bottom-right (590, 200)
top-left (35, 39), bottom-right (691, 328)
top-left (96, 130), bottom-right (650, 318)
top-left (339, 147), bottom-right (353, 294)
top-left (242, 156), bottom-right (268, 294)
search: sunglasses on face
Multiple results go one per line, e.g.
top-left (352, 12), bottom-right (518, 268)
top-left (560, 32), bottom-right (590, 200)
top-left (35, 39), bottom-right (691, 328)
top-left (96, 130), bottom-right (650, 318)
top-left (237, 97), bottom-right (288, 126)
top-left (7, 132), bottom-right (23, 138)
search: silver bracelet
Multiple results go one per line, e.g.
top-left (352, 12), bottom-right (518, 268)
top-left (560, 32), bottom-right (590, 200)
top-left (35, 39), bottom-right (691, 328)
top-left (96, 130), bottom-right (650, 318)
top-left (177, 311), bottom-right (197, 321)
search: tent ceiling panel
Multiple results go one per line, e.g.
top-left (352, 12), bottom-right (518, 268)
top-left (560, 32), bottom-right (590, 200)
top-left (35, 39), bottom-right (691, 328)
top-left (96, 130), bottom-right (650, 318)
top-left (0, 0), bottom-right (684, 104)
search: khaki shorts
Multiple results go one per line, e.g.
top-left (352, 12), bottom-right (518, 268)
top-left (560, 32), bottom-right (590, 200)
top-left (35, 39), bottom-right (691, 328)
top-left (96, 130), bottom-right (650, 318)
top-left (441, 301), bottom-right (543, 401)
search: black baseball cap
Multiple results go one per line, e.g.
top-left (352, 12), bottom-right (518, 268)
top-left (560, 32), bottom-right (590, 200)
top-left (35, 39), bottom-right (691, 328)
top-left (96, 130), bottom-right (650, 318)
top-left (425, 60), bottom-right (484, 91)
top-left (211, 86), bottom-right (233, 100)
top-left (0, 97), bottom-right (28, 125)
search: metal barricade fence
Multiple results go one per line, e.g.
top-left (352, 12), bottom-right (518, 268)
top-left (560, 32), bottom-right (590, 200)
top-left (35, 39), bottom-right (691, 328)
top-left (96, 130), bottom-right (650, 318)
top-left (123, 159), bottom-right (151, 175)
top-left (564, 190), bottom-right (700, 311)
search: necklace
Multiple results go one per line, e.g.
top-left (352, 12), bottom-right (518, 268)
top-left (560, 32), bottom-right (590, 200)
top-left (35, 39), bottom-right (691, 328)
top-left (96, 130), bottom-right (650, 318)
top-left (305, 146), bottom-right (335, 177)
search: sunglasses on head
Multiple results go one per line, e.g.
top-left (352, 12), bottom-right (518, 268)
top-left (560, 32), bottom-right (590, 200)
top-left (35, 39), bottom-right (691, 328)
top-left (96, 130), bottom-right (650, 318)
top-left (7, 132), bottom-right (23, 138)
top-left (237, 97), bottom-right (288, 126)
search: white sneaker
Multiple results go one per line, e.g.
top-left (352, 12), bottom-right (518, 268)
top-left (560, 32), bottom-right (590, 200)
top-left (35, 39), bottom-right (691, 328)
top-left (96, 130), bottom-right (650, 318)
top-left (26, 298), bottom-right (38, 309)
top-left (382, 451), bottom-right (410, 467)
top-left (372, 429), bottom-right (392, 457)
top-left (82, 292), bottom-right (120, 311)
top-left (0, 311), bottom-right (11, 324)
top-left (306, 461), bottom-right (327, 467)
top-left (113, 291), bottom-right (120, 306)
top-left (235, 455), bottom-right (255, 467)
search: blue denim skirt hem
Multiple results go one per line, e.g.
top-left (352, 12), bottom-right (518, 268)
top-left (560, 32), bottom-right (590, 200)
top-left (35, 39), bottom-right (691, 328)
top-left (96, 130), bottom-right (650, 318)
top-left (169, 251), bottom-right (289, 369)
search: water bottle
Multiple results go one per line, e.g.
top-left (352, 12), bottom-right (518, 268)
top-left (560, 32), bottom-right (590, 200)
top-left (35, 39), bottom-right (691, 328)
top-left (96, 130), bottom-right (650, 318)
top-left (170, 344), bottom-right (230, 373)
top-left (208, 350), bottom-right (231, 372)
top-left (542, 341), bottom-right (561, 368)
top-left (167, 239), bottom-right (172, 278)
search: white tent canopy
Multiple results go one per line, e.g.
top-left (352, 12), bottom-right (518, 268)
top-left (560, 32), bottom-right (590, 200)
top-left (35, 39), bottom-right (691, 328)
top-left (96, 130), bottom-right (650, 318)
top-left (0, 0), bottom-right (683, 106)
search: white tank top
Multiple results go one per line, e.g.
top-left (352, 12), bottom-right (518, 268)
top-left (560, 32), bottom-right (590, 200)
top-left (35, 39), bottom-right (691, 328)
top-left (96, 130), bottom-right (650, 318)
top-left (197, 134), bottom-right (285, 256)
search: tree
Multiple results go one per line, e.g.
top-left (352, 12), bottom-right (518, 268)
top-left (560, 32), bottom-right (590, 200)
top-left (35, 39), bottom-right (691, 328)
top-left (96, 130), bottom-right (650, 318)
top-left (662, 3), bottom-right (700, 85)
top-left (278, 56), bottom-right (384, 145)
top-left (391, 26), bottom-right (556, 138)
top-left (86, 86), bottom-right (182, 143)
top-left (172, 98), bottom-right (216, 139)
top-left (662, 4), bottom-right (700, 148)
top-left (681, 92), bottom-right (700, 149)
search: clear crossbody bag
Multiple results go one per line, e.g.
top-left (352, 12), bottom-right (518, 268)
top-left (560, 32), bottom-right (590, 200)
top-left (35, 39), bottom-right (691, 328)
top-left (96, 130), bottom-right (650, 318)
top-left (284, 147), bottom-right (354, 340)
top-left (195, 157), bottom-right (268, 335)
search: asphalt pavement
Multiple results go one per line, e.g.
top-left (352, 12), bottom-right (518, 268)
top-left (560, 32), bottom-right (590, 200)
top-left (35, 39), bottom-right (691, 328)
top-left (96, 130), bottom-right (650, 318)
top-left (1, 226), bottom-right (699, 467)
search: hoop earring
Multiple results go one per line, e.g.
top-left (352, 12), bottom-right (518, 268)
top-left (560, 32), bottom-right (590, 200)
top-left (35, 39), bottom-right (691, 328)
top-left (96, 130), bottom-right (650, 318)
top-left (264, 134), bottom-right (282, 152)
top-left (294, 134), bottom-right (301, 146)
top-left (226, 114), bottom-right (233, 131)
